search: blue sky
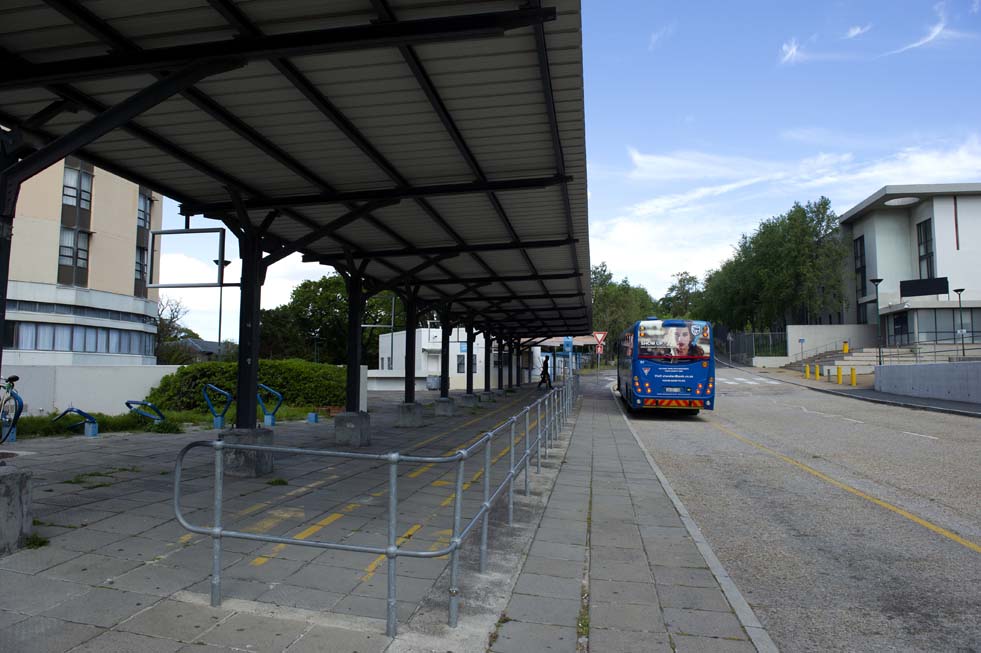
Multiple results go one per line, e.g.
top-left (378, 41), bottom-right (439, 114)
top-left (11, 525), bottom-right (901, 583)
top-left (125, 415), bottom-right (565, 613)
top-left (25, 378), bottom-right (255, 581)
top-left (585, 0), bottom-right (981, 299)
top-left (163, 0), bottom-right (981, 340)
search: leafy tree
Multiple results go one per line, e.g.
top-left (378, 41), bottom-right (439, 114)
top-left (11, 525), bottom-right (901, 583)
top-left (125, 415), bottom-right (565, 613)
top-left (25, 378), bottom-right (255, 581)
top-left (660, 271), bottom-right (702, 318)
top-left (155, 297), bottom-right (200, 364)
top-left (692, 197), bottom-right (847, 331)
top-left (590, 263), bottom-right (658, 361)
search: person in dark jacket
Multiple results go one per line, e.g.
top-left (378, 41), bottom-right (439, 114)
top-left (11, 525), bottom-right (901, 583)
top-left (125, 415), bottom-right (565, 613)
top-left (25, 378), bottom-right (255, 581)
top-left (537, 356), bottom-right (553, 389)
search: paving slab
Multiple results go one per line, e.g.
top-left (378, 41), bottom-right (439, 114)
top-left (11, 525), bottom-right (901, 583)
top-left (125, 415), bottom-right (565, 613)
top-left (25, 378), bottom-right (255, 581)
top-left (116, 599), bottom-right (231, 642)
top-left (198, 612), bottom-right (308, 651)
top-left (67, 630), bottom-right (183, 653)
top-left (489, 620), bottom-right (577, 653)
top-left (0, 615), bottom-right (102, 653)
top-left (40, 587), bottom-right (159, 627)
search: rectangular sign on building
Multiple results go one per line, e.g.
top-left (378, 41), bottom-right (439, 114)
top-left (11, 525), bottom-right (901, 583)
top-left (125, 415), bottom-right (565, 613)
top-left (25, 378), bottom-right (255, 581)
top-left (900, 277), bottom-right (949, 297)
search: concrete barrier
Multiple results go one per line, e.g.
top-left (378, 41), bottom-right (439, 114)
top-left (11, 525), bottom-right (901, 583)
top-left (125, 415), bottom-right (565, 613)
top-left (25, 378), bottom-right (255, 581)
top-left (875, 361), bottom-right (981, 403)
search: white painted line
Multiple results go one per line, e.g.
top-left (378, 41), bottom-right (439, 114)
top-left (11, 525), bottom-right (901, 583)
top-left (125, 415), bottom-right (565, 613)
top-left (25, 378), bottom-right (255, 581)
top-left (611, 386), bottom-right (779, 653)
top-left (764, 380), bottom-right (782, 385)
top-left (719, 380), bottom-right (737, 385)
top-left (902, 431), bottom-right (938, 440)
top-left (842, 418), bottom-right (864, 424)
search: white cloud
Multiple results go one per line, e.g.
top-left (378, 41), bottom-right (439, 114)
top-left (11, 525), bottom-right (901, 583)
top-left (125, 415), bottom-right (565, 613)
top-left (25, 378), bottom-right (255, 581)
top-left (627, 148), bottom-right (779, 182)
top-left (780, 38), bottom-right (802, 64)
top-left (844, 24), bottom-right (872, 39)
top-left (883, 2), bottom-right (973, 56)
top-left (599, 135), bottom-right (981, 298)
top-left (648, 23), bottom-right (676, 50)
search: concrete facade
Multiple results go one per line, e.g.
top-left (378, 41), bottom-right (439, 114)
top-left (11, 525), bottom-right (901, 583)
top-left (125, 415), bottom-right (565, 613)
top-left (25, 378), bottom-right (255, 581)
top-left (6, 158), bottom-right (163, 367)
top-left (874, 361), bottom-right (981, 403)
top-left (840, 185), bottom-right (981, 347)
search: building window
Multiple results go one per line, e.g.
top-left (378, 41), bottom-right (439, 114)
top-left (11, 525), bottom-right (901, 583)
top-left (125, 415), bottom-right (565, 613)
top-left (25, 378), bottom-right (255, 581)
top-left (135, 246), bottom-right (148, 280)
top-left (853, 235), bottom-right (866, 299)
top-left (857, 302), bottom-right (868, 325)
top-left (60, 158), bottom-right (93, 288)
top-left (917, 219), bottom-right (934, 279)
top-left (62, 165), bottom-right (92, 210)
top-left (58, 227), bottom-right (90, 286)
top-left (457, 354), bottom-right (466, 374)
top-left (137, 190), bottom-right (151, 229)
top-left (8, 321), bottom-right (151, 356)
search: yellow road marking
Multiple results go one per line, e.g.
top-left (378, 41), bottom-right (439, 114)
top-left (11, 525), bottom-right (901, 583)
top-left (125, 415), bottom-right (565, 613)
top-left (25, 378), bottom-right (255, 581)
top-left (403, 395), bottom-right (526, 454)
top-left (243, 508), bottom-right (306, 534)
top-left (251, 512), bottom-right (344, 566)
top-left (178, 533), bottom-right (194, 545)
top-left (361, 523), bottom-right (423, 580)
top-left (709, 420), bottom-right (981, 554)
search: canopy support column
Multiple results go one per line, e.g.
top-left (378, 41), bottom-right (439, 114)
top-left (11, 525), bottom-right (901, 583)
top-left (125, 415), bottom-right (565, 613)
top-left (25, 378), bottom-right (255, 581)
top-left (336, 258), bottom-right (371, 445)
top-left (435, 308), bottom-right (456, 416)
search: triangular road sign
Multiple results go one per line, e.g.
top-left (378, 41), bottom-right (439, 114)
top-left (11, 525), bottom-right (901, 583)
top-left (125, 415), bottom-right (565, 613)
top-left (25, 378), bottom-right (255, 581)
top-left (593, 331), bottom-right (607, 345)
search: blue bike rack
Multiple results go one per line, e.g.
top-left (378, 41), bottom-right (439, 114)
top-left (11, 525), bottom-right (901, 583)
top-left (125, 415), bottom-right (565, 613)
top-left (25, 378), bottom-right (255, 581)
top-left (53, 406), bottom-right (99, 437)
top-left (2, 389), bottom-right (24, 443)
top-left (125, 400), bottom-right (165, 423)
top-left (257, 384), bottom-right (283, 427)
top-left (203, 384), bottom-right (232, 429)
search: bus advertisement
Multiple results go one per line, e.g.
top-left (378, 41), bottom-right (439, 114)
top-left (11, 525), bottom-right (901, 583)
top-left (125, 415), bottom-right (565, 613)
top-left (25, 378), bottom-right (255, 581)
top-left (616, 318), bottom-right (716, 414)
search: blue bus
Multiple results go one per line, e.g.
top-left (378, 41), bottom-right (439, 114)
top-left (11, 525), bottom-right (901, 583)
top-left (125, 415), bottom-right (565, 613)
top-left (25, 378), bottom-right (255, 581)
top-left (616, 318), bottom-right (716, 414)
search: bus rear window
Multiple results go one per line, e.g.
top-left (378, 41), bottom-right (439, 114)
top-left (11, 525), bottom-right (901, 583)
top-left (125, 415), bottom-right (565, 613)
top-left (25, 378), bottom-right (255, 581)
top-left (637, 322), bottom-right (711, 361)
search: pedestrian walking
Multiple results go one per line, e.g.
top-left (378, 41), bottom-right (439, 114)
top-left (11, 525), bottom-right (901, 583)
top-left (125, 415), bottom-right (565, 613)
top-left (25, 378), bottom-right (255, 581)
top-left (537, 356), bottom-right (553, 389)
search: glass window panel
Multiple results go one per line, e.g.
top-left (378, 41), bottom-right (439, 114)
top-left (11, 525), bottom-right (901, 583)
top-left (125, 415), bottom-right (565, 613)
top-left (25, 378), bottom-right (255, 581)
top-left (62, 168), bottom-right (79, 206)
top-left (79, 172), bottom-right (92, 210)
top-left (17, 322), bottom-right (36, 349)
top-left (97, 328), bottom-right (108, 353)
top-left (109, 329), bottom-right (120, 353)
top-left (72, 326), bottom-right (85, 351)
top-left (36, 323), bottom-right (54, 350)
top-left (85, 327), bottom-right (97, 352)
top-left (59, 228), bottom-right (75, 266)
top-left (936, 310), bottom-right (955, 341)
top-left (54, 325), bottom-right (71, 351)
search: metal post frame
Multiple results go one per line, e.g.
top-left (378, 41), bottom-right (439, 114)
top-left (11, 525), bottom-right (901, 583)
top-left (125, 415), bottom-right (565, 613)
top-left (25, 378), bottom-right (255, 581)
top-left (465, 321), bottom-right (475, 395)
top-left (506, 338), bottom-right (513, 389)
top-left (403, 290), bottom-right (418, 404)
top-left (234, 224), bottom-right (262, 429)
top-left (483, 332), bottom-right (492, 392)
top-left (210, 441), bottom-right (225, 606)
top-left (497, 335), bottom-right (504, 390)
top-left (344, 266), bottom-right (367, 413)
top-left (148, 228), bottom-right (232, 288)
top-left (439, 311), bottom-right (451, 399)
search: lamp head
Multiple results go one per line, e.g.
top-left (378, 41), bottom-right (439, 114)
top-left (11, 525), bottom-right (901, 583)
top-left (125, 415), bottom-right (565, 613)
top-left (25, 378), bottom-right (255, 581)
top-left (870, 278), bottom-right (883, 286)
top-left (953, 288), bottom-right (965, 294)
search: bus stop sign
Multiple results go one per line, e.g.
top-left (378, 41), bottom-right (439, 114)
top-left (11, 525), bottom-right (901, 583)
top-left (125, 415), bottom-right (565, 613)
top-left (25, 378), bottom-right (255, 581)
top-left (563, 336), bottom-right (573, 352)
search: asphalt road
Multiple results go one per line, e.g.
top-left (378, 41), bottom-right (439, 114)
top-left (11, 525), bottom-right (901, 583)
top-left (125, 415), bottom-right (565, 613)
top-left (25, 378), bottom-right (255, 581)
top-left (597, 367), bottom-right (981, 652)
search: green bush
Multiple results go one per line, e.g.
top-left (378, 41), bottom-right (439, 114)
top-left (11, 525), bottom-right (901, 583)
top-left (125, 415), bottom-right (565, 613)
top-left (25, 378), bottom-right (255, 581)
top-left (147, 359), bottom-right (346, 412)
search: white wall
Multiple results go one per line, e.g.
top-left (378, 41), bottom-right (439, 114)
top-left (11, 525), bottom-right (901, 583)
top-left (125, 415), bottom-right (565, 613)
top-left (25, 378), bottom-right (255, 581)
top-left (787, 324), bottom-right (878, 360)
top-left (5, 365), bottom-right (181, 416)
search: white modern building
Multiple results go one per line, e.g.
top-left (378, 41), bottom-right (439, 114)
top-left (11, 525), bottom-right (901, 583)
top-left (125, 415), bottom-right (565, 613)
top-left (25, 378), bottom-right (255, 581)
top-left (5, 156), bottom-right (163, 366)
top-left (839, 184), bottom-right (980, 347)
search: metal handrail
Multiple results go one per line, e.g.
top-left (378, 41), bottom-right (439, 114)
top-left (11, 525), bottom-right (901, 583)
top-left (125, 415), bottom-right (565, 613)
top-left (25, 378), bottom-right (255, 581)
top-left (174, 375), bottom-right (580, 637)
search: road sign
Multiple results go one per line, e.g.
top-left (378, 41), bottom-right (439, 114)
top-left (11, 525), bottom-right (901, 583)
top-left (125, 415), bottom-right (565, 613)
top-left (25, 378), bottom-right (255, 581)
top-left (593, 331), bottom-right (607, 345)
top-left (563, 336), bottom-right (573, 352)
top-left (596, 344), bottom-right (604, 355)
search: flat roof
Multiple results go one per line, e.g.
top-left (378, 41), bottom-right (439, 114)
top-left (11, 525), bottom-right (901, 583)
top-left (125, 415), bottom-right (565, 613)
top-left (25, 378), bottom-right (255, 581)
top-left (839, 183), bottom-right (981, 225)
top-left (0, 0), bottom-right (591, 336)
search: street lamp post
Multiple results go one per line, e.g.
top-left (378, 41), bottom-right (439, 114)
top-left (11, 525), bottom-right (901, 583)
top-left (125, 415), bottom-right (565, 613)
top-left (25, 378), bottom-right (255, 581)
top-left (214, 259), bottom-right (231, 358)
top-left (953, 288), bottom-right (966, 357)
top-left (870, 278), bottom-right (884, 365)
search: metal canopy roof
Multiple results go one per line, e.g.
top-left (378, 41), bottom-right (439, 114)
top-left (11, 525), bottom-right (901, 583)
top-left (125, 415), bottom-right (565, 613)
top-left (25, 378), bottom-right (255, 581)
top-left (0, 0), bottom-right (591, 337)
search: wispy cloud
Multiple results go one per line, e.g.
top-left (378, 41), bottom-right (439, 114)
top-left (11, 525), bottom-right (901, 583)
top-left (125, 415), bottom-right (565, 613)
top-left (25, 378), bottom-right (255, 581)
top-left (602, 136), bottom-right (981, 296)
top-left (844, 24), bottom-right (872, 39)
top-left (972, 0), bottom-right (979, 14)
top-left (648, 22), bottom-right (676, 50)
top-left (883, 2), bottom-right (973, 56)
top-left (779, 38), bottom-right (802, 64)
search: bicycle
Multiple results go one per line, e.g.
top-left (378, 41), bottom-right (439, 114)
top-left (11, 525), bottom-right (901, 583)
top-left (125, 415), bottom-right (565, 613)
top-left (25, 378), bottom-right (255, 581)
top-left (1, 375), bottom-right (23, 445)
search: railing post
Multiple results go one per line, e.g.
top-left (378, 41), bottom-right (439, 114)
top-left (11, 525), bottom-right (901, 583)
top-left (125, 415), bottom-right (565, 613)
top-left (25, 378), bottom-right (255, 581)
top-left (523, 409), bottom-right (530, 496)
top-left (537, 400), bottom-right (544, 466)
top-left (448, 455), bottom-right (465, 627)
top-left (386, 453), bottom-right (400, 637)
top-left (480, 438), bottom-right (491, 573)
top-left (507, 419), bottom-right (515, 526)
top-left (210, 441), bottom-right (225, 608)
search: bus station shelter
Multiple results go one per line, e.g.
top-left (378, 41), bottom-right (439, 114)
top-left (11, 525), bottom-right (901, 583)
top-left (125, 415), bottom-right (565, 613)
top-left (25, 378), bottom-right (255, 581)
top-left (0, 0), bottom-right (591, 443)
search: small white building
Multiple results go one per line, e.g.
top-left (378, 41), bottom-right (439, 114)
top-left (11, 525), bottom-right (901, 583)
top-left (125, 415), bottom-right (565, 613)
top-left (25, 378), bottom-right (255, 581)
top-left (839, 184), bottom-right (980, 347)
top-left (369, 328), bottom-right (544, 391)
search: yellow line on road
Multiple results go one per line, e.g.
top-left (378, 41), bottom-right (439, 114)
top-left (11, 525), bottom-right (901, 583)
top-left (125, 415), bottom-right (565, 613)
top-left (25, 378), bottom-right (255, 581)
top-left (708, 420), bottom-right (981, 554)
top-left (361, 523), bottom-right (423, 580)
top-left (250, 512), bottom-right (344, 567)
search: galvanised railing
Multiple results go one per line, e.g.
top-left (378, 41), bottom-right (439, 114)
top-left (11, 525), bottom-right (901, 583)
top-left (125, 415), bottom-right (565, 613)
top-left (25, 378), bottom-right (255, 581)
top-left (174, 375), bottom-right (579, 636)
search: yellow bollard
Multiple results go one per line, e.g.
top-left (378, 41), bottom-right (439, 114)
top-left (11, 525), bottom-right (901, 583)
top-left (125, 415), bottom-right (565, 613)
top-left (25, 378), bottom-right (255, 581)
top-left (804, 364), bottom-right (810, 379)
top-left (836, 367), bottom-right (842, 385)
top-left (843, 340), bottom-right (849, 354)
top-left (815, 364), bottom-right (821, 380)
top-left (851, 367), bottom-right (856, 387)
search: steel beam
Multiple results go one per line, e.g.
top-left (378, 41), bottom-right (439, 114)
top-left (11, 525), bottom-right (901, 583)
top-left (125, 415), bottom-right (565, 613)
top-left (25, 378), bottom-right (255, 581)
top-left (407, 272), bottom-right (578, 286)
top-left (483, 332), bottom-right (492, 392)
top-left (181, 175), bottom-right (569, 215)
top-left (1, 8), bottom-right (556, 90)
top-left (403, 290), bottom-right (418, 404)
top-left (439, 310), bottom-right (452, 399)
top-left (312, 238), bottom-right (575, 261)
top-left (465, 321), bottom-right (475, 395)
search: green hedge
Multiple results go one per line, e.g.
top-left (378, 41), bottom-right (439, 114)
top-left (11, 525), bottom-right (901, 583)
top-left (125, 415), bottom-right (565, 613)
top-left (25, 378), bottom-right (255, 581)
top-left (147, 359), bottom-right (347, 412)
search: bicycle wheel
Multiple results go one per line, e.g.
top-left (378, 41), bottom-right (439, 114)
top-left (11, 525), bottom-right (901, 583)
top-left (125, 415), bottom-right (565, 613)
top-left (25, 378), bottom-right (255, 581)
top-left (0, 394), bottom-right (12, 444)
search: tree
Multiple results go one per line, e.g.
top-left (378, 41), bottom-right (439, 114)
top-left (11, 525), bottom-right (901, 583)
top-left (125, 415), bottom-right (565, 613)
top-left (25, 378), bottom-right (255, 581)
top-left (155, 297), bottom-right (200, 364)
top-left (692, 197), bottom-right (848, 331)
top-left (660, 271), bottom-right (702, 318)
top-left (590, 263), bottom-right (658, 361)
